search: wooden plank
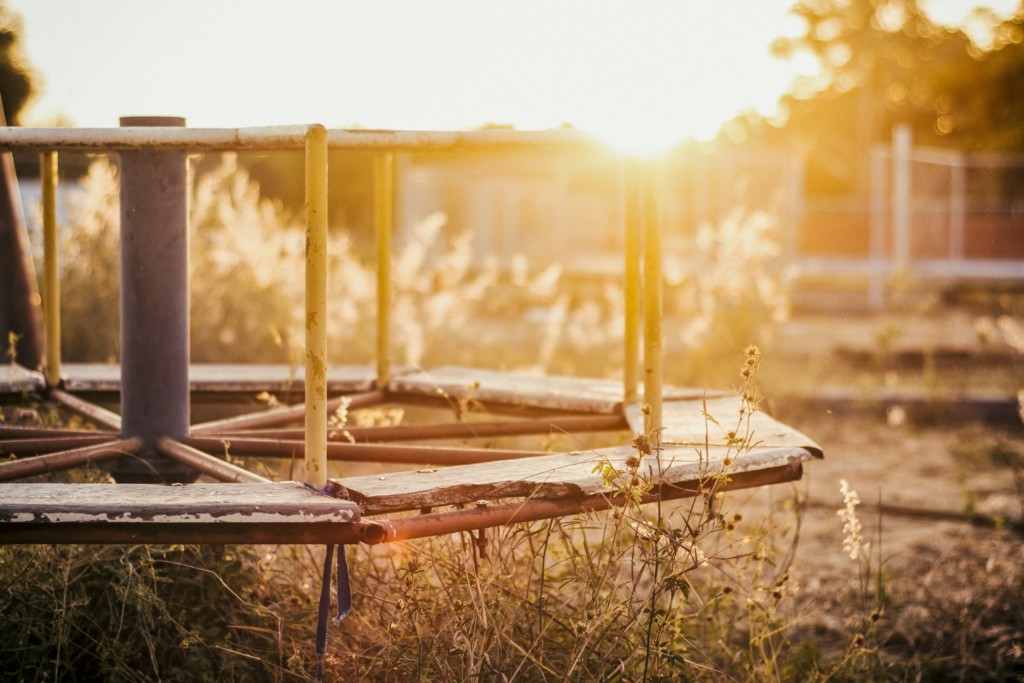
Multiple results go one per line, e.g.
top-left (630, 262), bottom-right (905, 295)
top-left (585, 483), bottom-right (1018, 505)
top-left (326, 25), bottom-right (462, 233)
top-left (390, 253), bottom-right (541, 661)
top-left (0, 364), bottom-right (44, 394)
top-left (388, 366), bottom-right (728, 415)
top-left (334, 442), bottom-right (818, 515)
top-left (0, 482), bottom-right (359, 524)
top-left (60, 363), bottom-right (390, 395)
top-left (624, 397), bottom-right (823, 458)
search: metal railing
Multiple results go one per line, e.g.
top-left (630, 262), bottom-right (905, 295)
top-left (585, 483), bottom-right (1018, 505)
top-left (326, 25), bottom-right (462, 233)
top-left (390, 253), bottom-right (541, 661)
top-left (0, 123), bottom-right (667, 489)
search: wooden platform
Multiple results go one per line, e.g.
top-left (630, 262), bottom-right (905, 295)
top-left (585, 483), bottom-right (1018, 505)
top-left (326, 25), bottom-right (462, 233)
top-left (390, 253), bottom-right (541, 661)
top-left (1, 364), bottom-right (44, 393)
top-left (390, 366), bottom-right (730, 414)
top-left (0, 482), bottom-right (361, 544)
top-left (337, 444), bottom-right (818, 516)
top-left (336, 402), bottom-right (821, 516)
top-left (1, 365), bottom-right (822, 544)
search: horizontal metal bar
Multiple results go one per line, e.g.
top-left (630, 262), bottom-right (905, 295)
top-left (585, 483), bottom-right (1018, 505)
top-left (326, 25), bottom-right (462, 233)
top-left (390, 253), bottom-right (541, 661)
top-left (0, 461), bottom-right (801, 544)
top-left (0, 426), bottom-right (117, 439)
top-left (217, 413), bottom-right (628, 443)
top-left (155, 437), bottom-right (270, 484)
top-left (186, 436), bottom-right (544, 466)
top-left (189, 390), bottom-right (387, 435)
top-left (0, 521), bottom-right (368, 545)
top-left (0, 126), bottom-right (601, 153)
top-left (0, 434), bottom-right (115, 456)
top-left (0, 438), bottom-right (140, 482)
top-left (49, 389), bottom-right (123, 431)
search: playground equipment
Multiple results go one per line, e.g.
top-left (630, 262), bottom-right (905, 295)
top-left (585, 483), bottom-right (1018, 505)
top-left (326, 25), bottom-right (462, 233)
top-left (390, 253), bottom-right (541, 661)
top-left (0, 120), bottom-right (821, 544)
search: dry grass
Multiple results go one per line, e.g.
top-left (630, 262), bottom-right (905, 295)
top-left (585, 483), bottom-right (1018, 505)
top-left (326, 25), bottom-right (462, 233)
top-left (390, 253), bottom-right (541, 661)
top-left (4, 155), bottom-right (1023, 681)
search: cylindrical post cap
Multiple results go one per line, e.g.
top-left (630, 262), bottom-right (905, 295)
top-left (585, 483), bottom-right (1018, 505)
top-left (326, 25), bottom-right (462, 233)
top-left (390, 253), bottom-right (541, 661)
top-left (120, 116), bottom-right (186, 127)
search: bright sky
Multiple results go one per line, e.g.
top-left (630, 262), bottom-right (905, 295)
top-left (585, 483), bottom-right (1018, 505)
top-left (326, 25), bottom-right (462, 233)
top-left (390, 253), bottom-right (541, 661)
top-left (7, 0), bottom-right (1021, 153)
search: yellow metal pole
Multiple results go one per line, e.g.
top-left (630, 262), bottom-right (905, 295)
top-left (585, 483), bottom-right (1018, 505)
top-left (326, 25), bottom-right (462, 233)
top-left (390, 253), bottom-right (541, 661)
top-left (304, 124), bottom-right (329, 488)
top-left (41, 151), bottom-right (60, 387)
top-left (375, 152), bottom-right (394, 387)
top-left (641, 160), bottom-right (663, 435)
top-left (623, 159), bottom-right (642, 404)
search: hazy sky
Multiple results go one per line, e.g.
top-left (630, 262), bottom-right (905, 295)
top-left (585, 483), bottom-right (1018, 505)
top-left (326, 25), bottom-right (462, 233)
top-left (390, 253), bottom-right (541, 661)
top-left (7, 0), bottom-right (1019, 152)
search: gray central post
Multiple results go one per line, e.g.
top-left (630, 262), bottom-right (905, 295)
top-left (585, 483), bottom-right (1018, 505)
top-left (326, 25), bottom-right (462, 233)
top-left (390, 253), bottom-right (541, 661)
top-left (111, 116), bottom-right (195, 483)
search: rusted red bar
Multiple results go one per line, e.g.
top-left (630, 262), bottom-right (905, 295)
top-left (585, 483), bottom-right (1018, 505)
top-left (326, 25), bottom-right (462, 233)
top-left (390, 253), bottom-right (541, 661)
top-left (155, 438), bottom-right (270, 484)
top-left (0, 438), bottom-right (140, 482)
top-left (215, 413), bottom-right (628, 443)
top-left (49, 389), bottom-right (123, 431)
top-left (0, 434), bottom-right (115, 456)
top-left (0, 521), bottom-right (368, 545)
top-left (186, 436), bottom-right (543, 465)
top-left (0, 462), bottom-right (801, 544)
top-left (0, 426), bottom-right (117, 439)
top-left (189, 390), bottom-right (387, 435)
top-left (355, 461), bottom-right (804, 544)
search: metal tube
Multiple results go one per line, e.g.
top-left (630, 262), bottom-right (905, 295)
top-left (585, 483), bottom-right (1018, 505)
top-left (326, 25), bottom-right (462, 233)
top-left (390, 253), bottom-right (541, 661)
top-left (0, 426), bottom-right (117, 439)
top-left (623, 160), bottom-right (642, 404)
top-left (0, 434), bottom-right (115, 456)
top-left (155, 437), bottom-right (270, 484)
top-left (0, 102), bottom-right (44, 372)
top-left (186, 436), bottom-right (544, 466)
top-left (49, 388), bottom-right (122, 431)
top-left (641, 161), bottom-right (663, 433)
top-left (189, 390), bottom-right (387, 435)
top-left (114, 116), bottom-right (193, 484)
top-left (214, 413), bottom-right (628, 443)
top-left (304, 124), bottom-right (329, 489)
top-left (0, 438), bottom-right (140, 482)
top-left (375, 152), bottom-right (394, 387)
top-left (41, 151), bottom-right (60, 387)
top-left (0, 127), bottom-right (601, 153)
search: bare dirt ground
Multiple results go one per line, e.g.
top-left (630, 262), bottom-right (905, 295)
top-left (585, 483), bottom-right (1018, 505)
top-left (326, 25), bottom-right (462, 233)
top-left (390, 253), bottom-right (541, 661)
top-left (751, 306), bottom-right (1023, 572)
top-left (726, 308), bottom-right (1024, 670)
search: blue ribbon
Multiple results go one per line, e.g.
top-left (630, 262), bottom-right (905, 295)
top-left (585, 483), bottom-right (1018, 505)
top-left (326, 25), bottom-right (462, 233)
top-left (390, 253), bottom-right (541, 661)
top-left (306, 482), bottom-right (353, 681)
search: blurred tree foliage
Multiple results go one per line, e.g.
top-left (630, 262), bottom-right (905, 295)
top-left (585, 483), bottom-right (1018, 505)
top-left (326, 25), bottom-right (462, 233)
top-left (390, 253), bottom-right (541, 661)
top-left (0, 0), bottom-right (35, 124)
top-left (736, 0), bottom-right (1024, 194)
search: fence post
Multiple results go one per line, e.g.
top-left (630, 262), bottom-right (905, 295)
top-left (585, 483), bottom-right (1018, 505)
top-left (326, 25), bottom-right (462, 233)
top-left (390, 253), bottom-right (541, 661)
top-left (892, 123), bottom-right (912, 275)
top-left (950, 156), bottom-right (966, 264)
top-left (869, 145), bottom-right (888, 309)
top-left (113, 116), bottom-right (193, 483)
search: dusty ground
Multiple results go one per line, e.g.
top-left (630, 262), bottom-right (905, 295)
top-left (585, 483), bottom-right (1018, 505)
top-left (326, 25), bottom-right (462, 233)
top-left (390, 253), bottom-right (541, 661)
top-left (747, 306), bottom-right (1024, 578)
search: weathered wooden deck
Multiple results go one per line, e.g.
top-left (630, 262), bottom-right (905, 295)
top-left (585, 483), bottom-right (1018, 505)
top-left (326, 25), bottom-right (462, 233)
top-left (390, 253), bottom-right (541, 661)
top-left (0, 365), bottom-right (822, 545)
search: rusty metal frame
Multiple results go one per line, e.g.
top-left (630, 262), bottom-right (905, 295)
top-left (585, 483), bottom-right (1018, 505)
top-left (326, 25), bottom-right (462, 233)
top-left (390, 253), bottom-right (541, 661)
top-left (0, 123), bottom-right (783, 548)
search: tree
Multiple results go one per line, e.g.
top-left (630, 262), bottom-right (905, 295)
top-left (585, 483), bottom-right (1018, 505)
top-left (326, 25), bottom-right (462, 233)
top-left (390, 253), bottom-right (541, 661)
top-left (0, 0), bottom-right (35, 124)
top-left (739, 0), bottom-right (1024, 193)
top-left (0, 0), bottom-right (40, 369)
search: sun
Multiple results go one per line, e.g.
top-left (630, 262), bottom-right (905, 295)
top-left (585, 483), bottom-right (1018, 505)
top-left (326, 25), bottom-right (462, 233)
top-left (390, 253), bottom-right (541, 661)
top-left (587, 108), bottom-right (723, 159)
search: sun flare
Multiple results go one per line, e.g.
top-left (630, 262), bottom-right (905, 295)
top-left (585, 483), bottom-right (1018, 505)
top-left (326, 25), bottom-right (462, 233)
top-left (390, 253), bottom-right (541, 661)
top-left (12, 0), bottom-right (811, 137)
